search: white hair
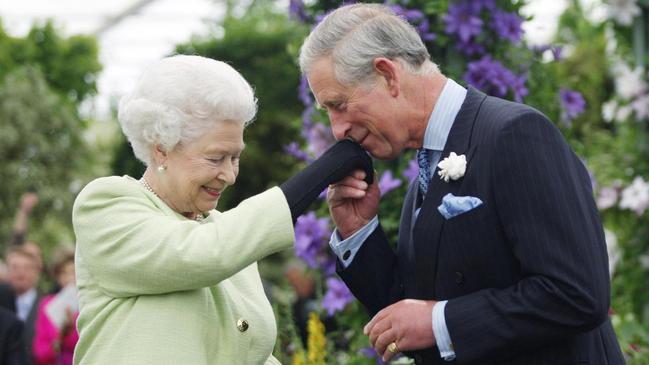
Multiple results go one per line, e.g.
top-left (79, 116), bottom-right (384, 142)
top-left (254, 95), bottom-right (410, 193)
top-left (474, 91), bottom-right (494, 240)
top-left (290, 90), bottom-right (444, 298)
top-left (299, 3), bottom-right (439, 86)
top-left (118, 55), bottom-right (257, 165)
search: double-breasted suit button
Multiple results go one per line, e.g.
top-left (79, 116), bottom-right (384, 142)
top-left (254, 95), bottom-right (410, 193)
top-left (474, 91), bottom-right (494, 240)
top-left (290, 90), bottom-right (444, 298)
top-left (455, 271), bottom-right (465, 284)
top-left (237, 318), bottom-right (249, 332)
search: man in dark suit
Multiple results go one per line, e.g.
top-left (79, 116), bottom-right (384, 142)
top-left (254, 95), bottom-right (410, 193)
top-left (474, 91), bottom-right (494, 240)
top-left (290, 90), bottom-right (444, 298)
top-left (0, 307), bottom-right (28, 365)
top-left (5, 247), bottom-right (41, 364)
top-left (298, 3), bottom-right (625, 364)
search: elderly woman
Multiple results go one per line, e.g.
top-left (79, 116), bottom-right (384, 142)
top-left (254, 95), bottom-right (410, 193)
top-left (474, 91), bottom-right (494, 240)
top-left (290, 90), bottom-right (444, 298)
top-left (72, 55), bottom-right (372, 365)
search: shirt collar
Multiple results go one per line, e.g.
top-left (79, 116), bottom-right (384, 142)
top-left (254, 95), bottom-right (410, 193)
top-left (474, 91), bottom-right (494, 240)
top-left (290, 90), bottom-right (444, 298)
top-left (422, 78), bottom-right (468, 151)
top-left (17, 288), bottom-right (37, 305)
top-left (16, 288), bottom-right (37, 321)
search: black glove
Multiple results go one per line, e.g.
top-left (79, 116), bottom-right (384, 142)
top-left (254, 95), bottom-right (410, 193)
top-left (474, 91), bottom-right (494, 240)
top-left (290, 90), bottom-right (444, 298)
top-left (280, 139), bottom-right (374, 223)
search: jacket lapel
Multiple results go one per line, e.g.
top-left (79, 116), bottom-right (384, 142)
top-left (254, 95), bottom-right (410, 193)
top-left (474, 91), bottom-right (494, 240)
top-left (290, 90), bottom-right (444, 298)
top-left (397, 179), bottom-right (419, 296)
top-left (411, 87), bottom-right (486, 298)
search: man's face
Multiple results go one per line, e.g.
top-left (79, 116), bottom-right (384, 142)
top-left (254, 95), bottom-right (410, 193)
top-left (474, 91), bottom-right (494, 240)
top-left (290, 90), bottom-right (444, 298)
top-left (307, 58), bottom-right (411, 160)
top-left (6, 253), bottom-right (40, 295)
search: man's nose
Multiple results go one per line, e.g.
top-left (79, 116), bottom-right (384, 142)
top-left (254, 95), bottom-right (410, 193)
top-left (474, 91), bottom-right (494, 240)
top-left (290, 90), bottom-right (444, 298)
top-left (330, 116), bottom-right (350, 141)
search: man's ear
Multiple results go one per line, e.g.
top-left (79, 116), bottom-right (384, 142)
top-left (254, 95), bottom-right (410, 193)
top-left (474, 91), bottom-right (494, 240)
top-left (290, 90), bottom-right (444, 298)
top-left (373, 58), bottom-right (400, 97)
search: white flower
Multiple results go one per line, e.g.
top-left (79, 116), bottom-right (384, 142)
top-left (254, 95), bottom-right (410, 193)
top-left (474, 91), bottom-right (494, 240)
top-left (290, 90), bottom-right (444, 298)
top-left (632, 94), bottom-right (649, 121)
top-left (619, 176), bottom-right (649, 215)
top-left (437, 152), bottom-right (467, 182)
top-left (613, 63), bottom-right (647, 100)
top-left (606, 0), bottom-right (641, 26)
top-left (605, 229), bottom-right (620, 278)
top-left (602, 100), bottom-right (618, 123)
top-left (616, 104), bottom-right (633, 122)
top-left (597, 186), bottom-right (619, 210)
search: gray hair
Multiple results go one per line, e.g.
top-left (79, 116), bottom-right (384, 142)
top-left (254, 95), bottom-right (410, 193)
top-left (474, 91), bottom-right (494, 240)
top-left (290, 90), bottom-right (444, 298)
top-left (299, 3), bottom-right (439, 86)
top-left (118, 55), bottom-right (257, 165)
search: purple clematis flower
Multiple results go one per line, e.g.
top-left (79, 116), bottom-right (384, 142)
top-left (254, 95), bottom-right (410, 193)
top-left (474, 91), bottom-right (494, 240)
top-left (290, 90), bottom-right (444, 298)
top-left (529, 44), bottom-right (551, 53)
top-left (388, 5), bottom-right (436, 41)
top-left (301, 105), bottom-right (315, 139)
top-left (457, 39), bottom-right (486, 56)
top-left (551, 46), bottom-right (564, 61)
top-left (284, 142), bottom-right (310, 162)
top-left (470, 0), bottom-right (497, 12)
top-left (490, 10), bottom-right (524, 44)
top-left (444, 2), bottom-right (483, 43)
top-left (560, 88), bottom-right (586, 121)
top-left (321, 277), bottom-right (354, 316)
top-left (360, 346), bottom-right (404, 364)
top-left (299, 75), bottom-right (313, 106)
top-left (289, 0), bottom-right (308, 22)
top-left (510, 73), bottom-right (529, 102)
top-left (295, 212), bottom-right (331, 268)
top-left (379, 170), bottom-right (403, 196)
top-left (306, 122), bottom-right (336, 158)
top-left (465, 56), bottom-right (526, 102)
top-left (403, 159), bottom-right (419, 183)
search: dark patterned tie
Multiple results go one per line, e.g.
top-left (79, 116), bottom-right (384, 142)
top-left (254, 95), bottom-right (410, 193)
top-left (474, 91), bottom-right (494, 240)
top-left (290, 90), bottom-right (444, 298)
top-left (417, 148), bottom-right (432, 195)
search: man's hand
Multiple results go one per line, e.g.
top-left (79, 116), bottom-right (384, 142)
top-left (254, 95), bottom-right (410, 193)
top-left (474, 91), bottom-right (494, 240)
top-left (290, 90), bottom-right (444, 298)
top-left (327, 169), bottom-right (380, 239)
top-left (364, 299), bottom-right (437, 362)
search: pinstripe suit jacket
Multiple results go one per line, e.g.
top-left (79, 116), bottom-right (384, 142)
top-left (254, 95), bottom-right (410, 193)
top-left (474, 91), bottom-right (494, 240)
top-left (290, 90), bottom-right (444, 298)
top-left (338, 87), bottom-right (625, 364)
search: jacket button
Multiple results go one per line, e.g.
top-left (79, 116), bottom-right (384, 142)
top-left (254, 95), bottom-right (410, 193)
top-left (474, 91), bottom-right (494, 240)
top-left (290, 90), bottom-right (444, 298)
top-left (414, 354), bottom-right (423, 363)
top-left (237, 318), bottom-right (249, 332)
top-left (455, 271), bottom-right (464, 284)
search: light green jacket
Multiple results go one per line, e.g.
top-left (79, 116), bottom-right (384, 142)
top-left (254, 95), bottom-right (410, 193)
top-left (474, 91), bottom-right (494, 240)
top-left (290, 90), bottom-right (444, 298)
top-left (72, 176), bottom-right (294, 365)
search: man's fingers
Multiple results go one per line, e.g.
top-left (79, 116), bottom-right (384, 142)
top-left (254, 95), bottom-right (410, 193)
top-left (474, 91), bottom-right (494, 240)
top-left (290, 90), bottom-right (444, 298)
top-left (334, 174), bottom-right (368, 189)
top-left (374, 329), bottom-right (397, 359)
top-left (364, 305), bottom-right (392, 335)
top-left (328, 185), bottom-right (367, 201)
top-left (382, 341), bottom-right (400, 363)
top-left (368, 316), bottom-right (392, 347)
top-left (351, 169), bottom-right (367, 180)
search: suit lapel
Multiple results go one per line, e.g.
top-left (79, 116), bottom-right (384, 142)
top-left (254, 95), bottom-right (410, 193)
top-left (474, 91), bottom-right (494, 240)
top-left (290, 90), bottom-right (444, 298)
top-left (411, 87), bottom-right (486, 298)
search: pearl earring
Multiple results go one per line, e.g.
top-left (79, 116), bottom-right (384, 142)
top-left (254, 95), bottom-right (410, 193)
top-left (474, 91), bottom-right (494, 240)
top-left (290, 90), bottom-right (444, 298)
top-left (157, 165), bottom-right (167, 172)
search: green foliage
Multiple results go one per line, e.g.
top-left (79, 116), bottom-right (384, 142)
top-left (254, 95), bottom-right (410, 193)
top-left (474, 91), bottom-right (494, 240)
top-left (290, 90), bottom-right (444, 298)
top-left (0, 20), bottom-right (101, 257)
top-left (0, 20), bottom-right (101, 103)
top-left (0, 67), bottom-right (89, 252)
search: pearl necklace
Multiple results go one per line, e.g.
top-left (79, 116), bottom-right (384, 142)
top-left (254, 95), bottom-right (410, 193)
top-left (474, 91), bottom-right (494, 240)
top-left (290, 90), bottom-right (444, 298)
top-left (139, 177), bottom-right (157, 197)
top-left (139, 177), bottom-right (204, 222)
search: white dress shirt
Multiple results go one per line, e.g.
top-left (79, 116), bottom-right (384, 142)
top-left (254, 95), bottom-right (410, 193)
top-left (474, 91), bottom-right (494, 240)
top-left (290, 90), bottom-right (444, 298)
top-left (16, 287), bottom-right (37, 322)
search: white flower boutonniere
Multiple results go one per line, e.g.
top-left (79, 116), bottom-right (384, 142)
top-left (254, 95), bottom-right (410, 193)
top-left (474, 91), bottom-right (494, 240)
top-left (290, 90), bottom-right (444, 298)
top-left (437, 152), bottom-right (467, 182)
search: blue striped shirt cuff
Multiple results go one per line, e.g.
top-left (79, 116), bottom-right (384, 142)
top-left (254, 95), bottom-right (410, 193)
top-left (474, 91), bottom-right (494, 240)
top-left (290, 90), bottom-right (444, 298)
top-left (433, 300), bottom-right (456, 361)
top-left (329, 216), bottom-right (379, 268)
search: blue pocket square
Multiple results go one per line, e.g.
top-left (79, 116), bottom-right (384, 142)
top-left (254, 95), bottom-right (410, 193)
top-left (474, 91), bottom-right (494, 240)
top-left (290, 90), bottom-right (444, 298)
top-left (437, 193), bottom-right (483, 219)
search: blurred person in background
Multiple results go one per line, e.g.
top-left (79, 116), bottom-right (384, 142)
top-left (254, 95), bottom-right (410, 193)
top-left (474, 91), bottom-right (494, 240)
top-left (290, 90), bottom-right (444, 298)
top-left (72, 55), bottom-right (372, 365)
top-left (0, 281), bottom-right (17, 312)
top-left (5, 247), bottom-right (41, 365)
top-left (33, 247), bottom-right (78, 365)
top-left (20, 243), bottom-right (43, 275)
top-left (0, 306), bottom-right (28, 365)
